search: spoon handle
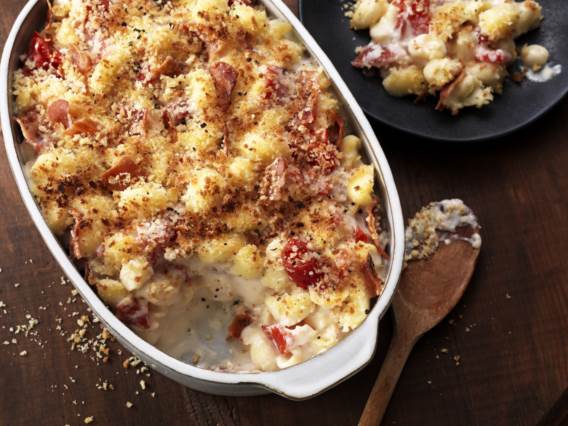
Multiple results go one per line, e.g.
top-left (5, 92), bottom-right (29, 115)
top-left (359, 330), bottom-right (417, 426)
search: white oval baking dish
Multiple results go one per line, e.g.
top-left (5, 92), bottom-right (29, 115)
top-left (0, 0), bottom-right (404, 399)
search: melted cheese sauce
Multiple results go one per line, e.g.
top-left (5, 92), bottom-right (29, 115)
top-left (526, 63), bottom-right (562, 83)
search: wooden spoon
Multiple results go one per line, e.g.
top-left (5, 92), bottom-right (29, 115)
top-left (359, 204), bottom-right (481, 426)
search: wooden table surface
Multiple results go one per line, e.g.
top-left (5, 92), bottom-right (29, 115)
top-left (1, 1), bottom-right (567, 425)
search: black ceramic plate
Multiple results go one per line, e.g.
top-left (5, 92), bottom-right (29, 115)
top-left (299, 0), bottom-right (568, 142)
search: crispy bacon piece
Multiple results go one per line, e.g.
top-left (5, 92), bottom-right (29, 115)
top-left (69, 47), bottom-right (93, 92)
top-left (47, 99), bottom-right (88, 130)
top-left (305, 130), bottom-right (340, 174)
top-left (267, 156), bottom-right (288, 185)
top-left (136, 214), bottom-right (179, 268)
top-left (154, 56), bottom-right (182, 78)
top-left (163, 99), bottom-right (194, 128)
top-left (126, 109), bottom-right (160, 137)
top-left (227, 312), bottom-right (253, 339)
top-left (228, 0), bottom-right (255, 5)
top-left (366, 205), bottom-right (390, 259)
top-left (70, 210), bottom-right (90, 259)
top-left (296, 72), bottom-right (320, 129)
top-left (116, 297), bottom-right (150, 329)
top-left (264, 65), bottom-right (288, 103)
top-left (258, 157), bottom-right (330, 202)
top-left (101, 157), bottom-right (144, 191)
top-left (262, 324), bottom-right (292, 356)
top-left (15, 110), bottom-right (45, 153)
top-left (259, 157), bottom-right (290, 202)
top-left (285, 72), bottom-right (320, 150)
top-left (141, 56), bottom-right (184, 85)
top-left (47, 99), bottom-right (70, 128)
top-left (70, 47), bottom-right (93, 74)
top-left (362, 255), bottom-right (384, 297)
top-left (161, 110), bottom-right (177, 138)
top-left (285, 72), bottom-right (341, 175)
top-left (436, 71), bottom-right (466, 112)
top-left (210, 62), bottom-right (238, 111)
top-left (281, 238), bottom-right (323, 289)
top-left (327, 115), bottom-right (345, 146)
top-left (66, 118), bottom-right (99, 136)
top-left (352, 44), bottom-right (396, 69)
top-left (394, 0), bottom-right (431, 36)
top-left (296, 103), bottom-right (318, 130)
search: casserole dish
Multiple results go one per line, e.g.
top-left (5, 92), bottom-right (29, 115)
top-left (1, 0), bottom-right (404, 399)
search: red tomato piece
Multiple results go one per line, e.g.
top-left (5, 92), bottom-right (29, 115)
top-left (116, 297), bottom-right (150, 329)
top-left (354, 227), bottom-right (372, 243)
top-left (28, 32), bottom-right (62, 71)
top-left (281, 239), bottom-right (323, 289)
top-left (262, 325), bottom-right (291, 355)
top-left (29, 33), bottom-right (51, 68)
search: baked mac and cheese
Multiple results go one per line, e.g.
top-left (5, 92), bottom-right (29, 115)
top-left (13, 0), bottom-right (389, 371)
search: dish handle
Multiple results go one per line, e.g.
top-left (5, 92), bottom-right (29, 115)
top-left (253, 313), bottom-right (380, 400)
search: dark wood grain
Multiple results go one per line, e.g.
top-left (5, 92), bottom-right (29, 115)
top-left (0, 1), bottom-right (566, 425)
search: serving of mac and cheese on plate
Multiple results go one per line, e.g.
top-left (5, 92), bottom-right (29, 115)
top-left (349, 0), bottom-right (557, 114)
top-left (12, 0), bottom-right (390, 372)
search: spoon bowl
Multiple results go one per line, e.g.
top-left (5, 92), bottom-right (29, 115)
top-left (395, 236), bottom-right (480, 337)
